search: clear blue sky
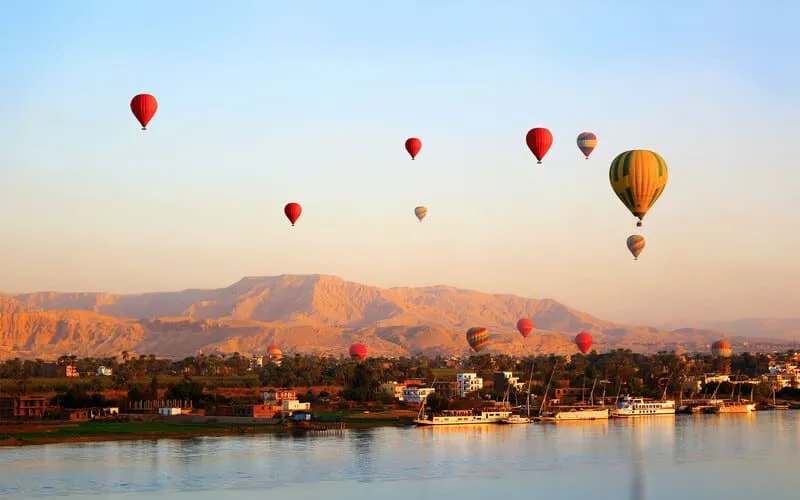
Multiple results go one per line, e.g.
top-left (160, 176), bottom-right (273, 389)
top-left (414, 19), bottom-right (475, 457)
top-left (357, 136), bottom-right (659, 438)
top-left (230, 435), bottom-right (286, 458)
top-left (0, 1), bottom-right (798, 324)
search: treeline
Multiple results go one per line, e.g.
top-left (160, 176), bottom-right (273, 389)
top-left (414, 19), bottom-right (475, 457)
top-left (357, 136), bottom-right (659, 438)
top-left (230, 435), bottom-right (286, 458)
top-left (2, 350), bottom-right (797, 407)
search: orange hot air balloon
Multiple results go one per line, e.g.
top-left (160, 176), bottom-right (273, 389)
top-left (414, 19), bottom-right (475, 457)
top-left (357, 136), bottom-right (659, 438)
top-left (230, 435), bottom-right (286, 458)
top-left (284, 202), bottom-right (302, 226)
top-left (525, 128), bottom-right (553, 164)
top-left (130, 93), bottom-right (158, 130)
top-left (349, 343), bottom-right (368, 361)
top-left (405, 137), bottom-right (422, 159)
top-left (266, 345), bottom-right (283, 365)
top-left (517, 318), bottom-right (534, 338)
top-left (575, 332), bottom-right (593, 354)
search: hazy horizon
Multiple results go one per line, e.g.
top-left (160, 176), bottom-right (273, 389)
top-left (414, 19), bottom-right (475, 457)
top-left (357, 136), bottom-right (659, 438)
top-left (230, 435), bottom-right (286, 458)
top-left (1, 1), bottom-right (798, 325)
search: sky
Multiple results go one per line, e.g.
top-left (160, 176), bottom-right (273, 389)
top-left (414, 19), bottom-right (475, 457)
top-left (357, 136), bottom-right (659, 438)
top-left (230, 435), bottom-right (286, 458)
top-left (0, 1), bottom-right (798, 325)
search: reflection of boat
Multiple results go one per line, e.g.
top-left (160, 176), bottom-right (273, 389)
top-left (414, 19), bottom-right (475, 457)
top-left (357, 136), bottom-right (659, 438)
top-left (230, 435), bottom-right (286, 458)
top-left (536, 405), bottom-right (609, 422)
top-left (414, 407), bottom-right (513, 426)
top-left (611, 396), bottom-right (676, 418)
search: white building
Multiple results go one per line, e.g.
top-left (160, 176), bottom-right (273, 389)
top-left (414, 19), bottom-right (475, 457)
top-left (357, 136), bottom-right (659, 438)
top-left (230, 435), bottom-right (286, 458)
top-left (402, 387), bottom-right (435, 404)
top-left (703, 374), bottom-right (730, 385)
top-left (456, 373), bottom-right (484, 397)
top-left (283, 399), bottom-right (311, 412)
top-left (96, 366), bottom-right (112, 376)
top-left (249, 355), bottom-right (264, 371)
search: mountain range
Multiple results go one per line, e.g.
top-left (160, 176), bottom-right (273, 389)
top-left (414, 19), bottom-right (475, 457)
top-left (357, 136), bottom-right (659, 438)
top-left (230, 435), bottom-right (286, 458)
top-left (0, 274), bottom-right (795, 359)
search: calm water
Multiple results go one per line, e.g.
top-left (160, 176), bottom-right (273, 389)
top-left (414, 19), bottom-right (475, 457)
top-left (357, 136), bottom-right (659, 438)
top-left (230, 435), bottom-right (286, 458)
top-left (1, 412), bottom-right (799, 499)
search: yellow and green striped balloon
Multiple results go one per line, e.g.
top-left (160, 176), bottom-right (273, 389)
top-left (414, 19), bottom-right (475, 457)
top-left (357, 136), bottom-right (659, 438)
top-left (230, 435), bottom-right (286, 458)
top-left (609, 150), bottom-right (669, 227)
top-left (626, 234), bottom-right (646, 260)
top-left (465, 327), bottom-right (490, 352)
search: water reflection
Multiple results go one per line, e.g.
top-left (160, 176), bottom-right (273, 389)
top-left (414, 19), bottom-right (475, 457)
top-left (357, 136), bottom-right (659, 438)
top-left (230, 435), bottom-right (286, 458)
top-left (1, 414), bottom-right (800, 499)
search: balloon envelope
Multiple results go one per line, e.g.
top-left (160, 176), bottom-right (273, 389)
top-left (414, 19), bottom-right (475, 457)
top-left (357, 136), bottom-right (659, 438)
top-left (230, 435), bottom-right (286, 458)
top-left (525, 128), bottom-right (553, 164)
top-left (517, 318), bottom-right (534, 338)
top-left (575, 332), bottom-right (593, 354)
top-left (609, 150), bottom-right (669, 226)
top-left (405, 137), bottom-right (422, 159)
top-left (284, 202), bottom-right (302, 226)
top-left (130, 93), bottom-right (158, 130)
top-left (349, 343), bottom-right (368, 361)
top-left (626, 234), bottom-right (646, 260)
top-left (711, 340), bottom-right (732, 358)
top-left (466, 327), bottom-right (490, 352)
top-left (576, 132), bottom-right (597, 159)
top-left (414, 206), bottom-right (427, 222)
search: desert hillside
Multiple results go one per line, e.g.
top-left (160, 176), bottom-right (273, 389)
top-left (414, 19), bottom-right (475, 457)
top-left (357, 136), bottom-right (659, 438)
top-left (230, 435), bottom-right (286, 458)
top-left (0, 274), bottom-right (790, 359)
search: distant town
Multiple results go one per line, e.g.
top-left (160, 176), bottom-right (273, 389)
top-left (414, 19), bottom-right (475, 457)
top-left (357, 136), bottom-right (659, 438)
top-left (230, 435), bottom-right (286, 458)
top-left (1, 347), bottom-right (799, 444)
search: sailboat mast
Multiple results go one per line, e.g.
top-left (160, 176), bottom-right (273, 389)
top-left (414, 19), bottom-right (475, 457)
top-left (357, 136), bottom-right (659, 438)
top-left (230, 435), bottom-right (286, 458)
top-left (540, 365), bottom-right (557, 415)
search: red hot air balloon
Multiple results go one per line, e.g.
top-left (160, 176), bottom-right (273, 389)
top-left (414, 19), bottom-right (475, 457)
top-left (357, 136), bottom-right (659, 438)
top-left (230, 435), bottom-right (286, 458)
top-left (349, 343), bottom-right (368, 362)
top-left (516, 318), bottom-right (534, 338)
top-left (711, 340), bottom-right (732, 358)
top-left (405, 137), bottom-right (422, 159)
top-left (284, 202), bottom-right (302, 226)
top-left (130, 94), bottom-right (158, 130)
top-left (575, 332), bottom-right (593, 354)
top-left (525, 128), bottom-right (553, 164)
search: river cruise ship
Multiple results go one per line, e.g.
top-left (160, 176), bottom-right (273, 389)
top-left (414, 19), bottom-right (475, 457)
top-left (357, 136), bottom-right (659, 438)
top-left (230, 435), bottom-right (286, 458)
top-left (414, 408), bottom-right (513, 426)
top-left (610, 396), bottom-right (676, 418)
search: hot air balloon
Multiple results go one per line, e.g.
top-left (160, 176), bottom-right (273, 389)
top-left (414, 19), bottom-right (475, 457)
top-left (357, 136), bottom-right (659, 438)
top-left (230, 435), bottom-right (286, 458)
top-left (517, 318), bottom-right (533, 338)
top-left (609, 150), bottom-right (669, 227)
top-left (405, 137), bottom-right (422, 160)
top-left (284, 202), bottom-right (302, 226)
top-left (576, 132), bottom-right (597, 159)
top-left (626, 234), bottom-right (646, 260)
top-left (466, 327), bottom-right (490, 352)
top-left (711, 340), bottom-right (732, 358)
top-left (414, 206), bottom-right (427, 222)
top-left (267, 344), bottom-right (283, 365)
top-left (349, 343), bottom-right (368, 362)
top-left (525, 128), bottom-right (553, 164)
top-left (575, 332), bottom-right (593, 354)
top-left (130, 93), bottom-right (158, 130)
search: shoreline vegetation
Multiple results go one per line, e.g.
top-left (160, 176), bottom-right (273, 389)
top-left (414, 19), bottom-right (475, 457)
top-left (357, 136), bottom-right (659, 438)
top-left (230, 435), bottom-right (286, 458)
top-left (0, 410), bottom-right (418, 447)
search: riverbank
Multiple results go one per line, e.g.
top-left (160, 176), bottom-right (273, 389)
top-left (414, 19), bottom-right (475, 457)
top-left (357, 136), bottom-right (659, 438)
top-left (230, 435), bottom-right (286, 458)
top-left (0, 409), bottom-right (417, 447)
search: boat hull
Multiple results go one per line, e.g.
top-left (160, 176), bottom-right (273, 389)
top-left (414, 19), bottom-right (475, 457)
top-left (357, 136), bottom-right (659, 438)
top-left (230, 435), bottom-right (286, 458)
top-left (536, 408), bottom-right (610, 422)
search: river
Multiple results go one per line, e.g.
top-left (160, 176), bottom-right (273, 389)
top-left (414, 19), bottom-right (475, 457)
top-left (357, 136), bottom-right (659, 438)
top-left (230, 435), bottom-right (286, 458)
top-left (1, 412), bottom-right (798, 499)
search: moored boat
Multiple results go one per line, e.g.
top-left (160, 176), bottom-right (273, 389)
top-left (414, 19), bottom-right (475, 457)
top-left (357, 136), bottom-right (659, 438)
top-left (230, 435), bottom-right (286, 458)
top-left (536, 405), bottom-right (610, 422)
top-left (414, 407), bottom-right (513, 426)
top-left (707, 400), bottom-right (756, 414)
top-left (610, 396), bottom-right (676, 418)
top-left (500, 414), bottom-right (532, 424)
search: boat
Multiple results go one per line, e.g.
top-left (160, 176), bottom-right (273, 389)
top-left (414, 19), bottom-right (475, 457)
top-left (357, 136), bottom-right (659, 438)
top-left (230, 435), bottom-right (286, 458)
top-left (610, 396), bottom-right (676, 418)
top-left (707, 400), bottom-right (756, 414)
top-left (537, 405), bottom-right (610, 422)
top-left (500, 366), bottom-right (534, 424)
top-left (500, 414), bottom-right (532, 424)
top-left (767, 387), bottom-right (791, 410)
top-left (414, 407), bottom-right (513, 426)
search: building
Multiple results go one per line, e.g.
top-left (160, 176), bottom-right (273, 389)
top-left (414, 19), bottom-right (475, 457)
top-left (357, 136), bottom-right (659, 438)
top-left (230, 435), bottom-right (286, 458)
top-left (248, 355), bottom-right (264, 371)
top-left (433, 380), bottom-right (459, 400)
top-left (65, 365), bottom-right (79, 377)
top-left (0, 395), bottom-right (49, 419)
top-left (456, 373), bottom-right (484, 397)
top-left (703, 374), bottom-right (731, 385)
top-left (96, 366), bottom-right (113, 376)
top-left (261, 389), bottom-right (297, 403)
top-left (402, 387), bottom-right (435, 404)
top-left (259, 388), bottom-right (309, 416)
top-left (493, 371), bottom-right (525, 394)
top-left (61, 408), bottom-right (90, 421)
